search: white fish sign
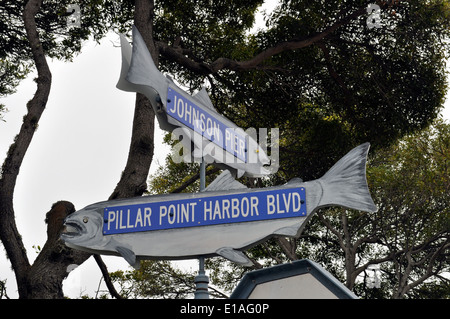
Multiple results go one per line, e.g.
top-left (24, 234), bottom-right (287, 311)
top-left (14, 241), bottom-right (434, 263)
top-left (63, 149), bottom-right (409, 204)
top-left (116, 25), bottom-right (271, 178)
top-left (61, 143), bottom-right (377, 268)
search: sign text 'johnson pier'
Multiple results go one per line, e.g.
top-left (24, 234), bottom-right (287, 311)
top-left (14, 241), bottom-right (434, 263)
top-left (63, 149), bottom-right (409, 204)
top-left (167, 87), bottom-right (248, 162)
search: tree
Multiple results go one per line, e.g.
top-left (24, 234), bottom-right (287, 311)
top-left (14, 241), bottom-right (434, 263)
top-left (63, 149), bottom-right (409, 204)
top-left (0, 0), bottom-right (134, 117)
top-left (310, 118), bottom-right (449, 299)
top-left (1, 0), bottom-right (449, 298)
top-left (139, 118), bottom-right (449, 299)
top-left (0, 0), bottom-right (136, 298)
top-left (364, 117), bottom-right (449, 298)
top-left (109, 261), bottom-right (197, 299)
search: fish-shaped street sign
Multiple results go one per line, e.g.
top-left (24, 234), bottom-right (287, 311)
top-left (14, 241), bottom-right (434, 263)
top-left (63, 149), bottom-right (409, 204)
top-left (61, 143), bottom-right (377, 268)
top-left (116, 26), bottom-right (271, 178)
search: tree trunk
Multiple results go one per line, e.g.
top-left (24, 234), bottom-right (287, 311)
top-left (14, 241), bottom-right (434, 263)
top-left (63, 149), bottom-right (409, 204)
top-left (109, 92), bottom-right (155, 199)
top-left (25, 202), bottom-right (90, 298)
top-left (0, 0), bottom-right (52, 298)
top-left (0, 0), bottom-right (158, 299)
top-left (109, 0), bottom-right (157, 200)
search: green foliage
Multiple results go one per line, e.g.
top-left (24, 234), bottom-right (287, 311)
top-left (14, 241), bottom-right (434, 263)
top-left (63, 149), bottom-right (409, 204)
top-left (4, 0), bottom-right (448, 299)
top-left (0, 0), bottom-right (134, 113)
top-left (109, 260), bottom-right (196, 299)
top-left (148, 132), bottom-right (221, 194)
top-left (154, 0), bottom-right (263, 88)
top-left (141, 1), bottom-right (450, 299)
top-left (301, 118), bottom-right (450, 298)
top-left (203, 0), bottom-right (449, 162)
top-left (145, 118), bottom-right (450, 299)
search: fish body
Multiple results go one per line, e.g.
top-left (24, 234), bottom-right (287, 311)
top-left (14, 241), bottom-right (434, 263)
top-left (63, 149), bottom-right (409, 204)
top-left (117, 26), bottom-right (271, 178)
top-left (61, 143), bottom-right (376, 268)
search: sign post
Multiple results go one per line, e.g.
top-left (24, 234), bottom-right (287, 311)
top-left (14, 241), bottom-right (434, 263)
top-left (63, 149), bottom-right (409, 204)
top-left (194, 158), bottom-right (210, 299)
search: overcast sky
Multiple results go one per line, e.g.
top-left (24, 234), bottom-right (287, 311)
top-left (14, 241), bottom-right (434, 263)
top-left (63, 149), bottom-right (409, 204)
top-left (1, 3), bottom-right (449, 298)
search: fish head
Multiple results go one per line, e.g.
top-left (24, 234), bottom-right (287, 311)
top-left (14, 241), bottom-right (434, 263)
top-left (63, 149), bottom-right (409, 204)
top-left (61, 206), bottom-right (104, 250)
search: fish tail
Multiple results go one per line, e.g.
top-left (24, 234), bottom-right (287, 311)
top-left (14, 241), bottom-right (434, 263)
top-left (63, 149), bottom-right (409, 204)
top-left (318, 143), bottom-right (377, 212)
top-left (116, 33), bottom-right (135, 92)
top-left (116, 26), bottom-right (168, 100)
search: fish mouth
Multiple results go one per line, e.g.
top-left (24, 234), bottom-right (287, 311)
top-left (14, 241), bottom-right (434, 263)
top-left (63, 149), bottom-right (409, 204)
top-left (61, 221), bottom-right (84, 238)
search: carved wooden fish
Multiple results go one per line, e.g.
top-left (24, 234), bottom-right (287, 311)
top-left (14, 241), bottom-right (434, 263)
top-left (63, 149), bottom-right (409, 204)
top-left (117, 25), bottom-right (273, 178)
top-left (61, 143), bottom-right (376, 268)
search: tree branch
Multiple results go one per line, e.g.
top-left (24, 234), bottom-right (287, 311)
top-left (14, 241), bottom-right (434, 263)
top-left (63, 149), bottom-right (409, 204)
top-left (158, 6), bottom-right (367, 74)
top-left (93, 255), bottom-right (123, 299)
top-left (276, 237), bottom-right (298, 261)
top-left (170, 166), bottom-right (221, 193)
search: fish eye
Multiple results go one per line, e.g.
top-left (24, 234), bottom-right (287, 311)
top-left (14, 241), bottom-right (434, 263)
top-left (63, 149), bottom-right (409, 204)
top-left (83, 217), bottom-right (89, 223)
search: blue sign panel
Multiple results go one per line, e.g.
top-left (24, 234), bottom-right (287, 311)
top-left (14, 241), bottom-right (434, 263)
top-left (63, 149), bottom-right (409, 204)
top-left (166, 87), bottom-right (247, 162)
top-left (103, 188), bottom-right (306, 235)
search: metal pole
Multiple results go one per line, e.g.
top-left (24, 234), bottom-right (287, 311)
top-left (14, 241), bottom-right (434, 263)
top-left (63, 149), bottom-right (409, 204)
top-left (199, 157), bottom-right (206, 192)
top-left (194, 256), bottom-right (209, 299)
top-left (194, 158), bottom-right (209, 299)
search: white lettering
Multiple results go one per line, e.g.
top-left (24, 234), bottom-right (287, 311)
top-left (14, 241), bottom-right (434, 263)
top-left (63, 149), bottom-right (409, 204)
top-left (222, 199), bottom-right (230, 219)
top-left (267, 195), bottom-right (275, 215)
top-left (107, 211), bottom-right (116, 231)
top-left (231, 198), bottom-right (240, 218)
top-left (119, 210), bottom-right (127, 229)
top-left (239, 138), bottom-right (245, 157)
top-left (190, 202), bottom-right (196, 222)
top-left (204, 200), bottom-right (212, 221)
top-left (200, 113), bottom-right (206, 132)
top-left (192, 109), bottom-right (200, 130)
top-left (159, 206), bottom-right (167, 225)
top-left (213, 122), bottom-right (221, 143)
top-left (144, 207), bottom-right (152, 226)
top-left (126, 209), bottom-right (134, 228)
top-left (169, 95), bottom-right (177, 114)
top-left (225, 129), bottom-right (231, 149)
top-left (168, 204), bottom-right (176, 224)
top-left (135, 208), bottom-right (143, 228)
top-left (282, 193), bottom-right (291, 213)
top-left (241, 197), bottom-right (249, 217)
top-left (276, 194), bottom-right (285, 214)
top-left (213, 200), bottom-right (221, 220)
top-left (206, 117), bottom-right (213, 137)
top-left (177, 98), bottom-right (184, 119)
top-left (293, 192), bottom-right (302, 212)
top-left (185, 102), bottom-right (192, 124)
top-left (251, 196), bottom-right (259, 216)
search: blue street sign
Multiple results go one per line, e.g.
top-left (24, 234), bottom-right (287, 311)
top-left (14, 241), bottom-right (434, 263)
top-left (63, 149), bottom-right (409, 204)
top-left (103, 187), bottom-right (306, 235)
top-left (167, 87), bottom-right (248, 163)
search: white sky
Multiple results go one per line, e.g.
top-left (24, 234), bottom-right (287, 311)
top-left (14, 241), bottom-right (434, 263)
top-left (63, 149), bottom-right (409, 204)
top-left (1, 1), bottom-right (449, 298)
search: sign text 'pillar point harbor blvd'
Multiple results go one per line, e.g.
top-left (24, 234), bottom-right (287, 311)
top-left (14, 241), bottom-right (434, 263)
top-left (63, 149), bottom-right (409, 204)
top-left (104, 188), bottom-right (306, 235)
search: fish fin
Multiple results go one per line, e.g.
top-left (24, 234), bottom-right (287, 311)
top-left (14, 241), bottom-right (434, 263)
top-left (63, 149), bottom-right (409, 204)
top-left (236, 169), bottom-right (245, 178)
top-left (204, 170), bottom-right (247, 192)
top-left (193, 87), bottom-right (216, 111)
top-left (216, 247), bottom-right (253, 267)
top-left (273, 226), bottom-right (300, 237)
top-left (116, 246), bottom-right (140, 270)
top-left (286, 177), bottom-right (303, 184)
top-left (318, 143), bottom-right (377, 212)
